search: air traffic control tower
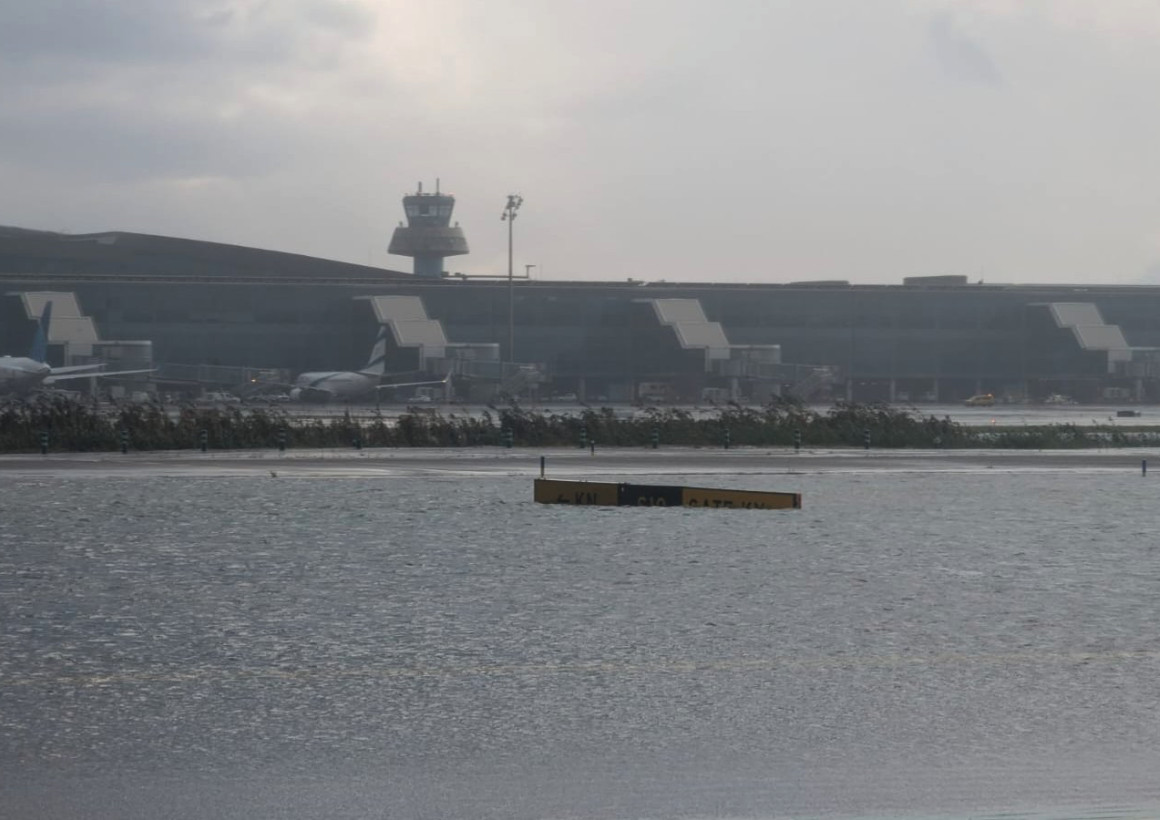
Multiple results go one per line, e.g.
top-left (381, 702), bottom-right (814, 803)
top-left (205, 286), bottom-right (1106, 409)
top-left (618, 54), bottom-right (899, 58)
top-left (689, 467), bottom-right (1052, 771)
top-left (387, 180), bottom-right (469, 278)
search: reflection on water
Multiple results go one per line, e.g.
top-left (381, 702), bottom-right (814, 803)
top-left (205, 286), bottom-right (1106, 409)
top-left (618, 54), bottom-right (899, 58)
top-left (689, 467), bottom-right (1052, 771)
top-left (2, 462), bottom-right (1160, 819)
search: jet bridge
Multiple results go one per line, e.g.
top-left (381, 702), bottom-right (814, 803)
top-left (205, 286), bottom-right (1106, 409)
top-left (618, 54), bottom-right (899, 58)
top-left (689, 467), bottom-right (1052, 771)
top-left (364, 295), bottom-right (447, 368)
top-left (1040, 302), bottom-right (1132, 372)
top-left (635, 298), bottom-right (787, 402)
top-left (16, 291), bottom-right (99, 362)
top-left (361, 295), bottom-right (539, 398)
top-left (16, 291), bottom-right (153, 387)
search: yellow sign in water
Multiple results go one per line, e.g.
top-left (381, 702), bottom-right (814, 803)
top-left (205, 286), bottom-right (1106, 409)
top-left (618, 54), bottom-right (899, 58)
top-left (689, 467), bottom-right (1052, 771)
top-left (534, 479), bottom-right (801, 510)
top-left (681, 485), bottom-right (800, 509)
top-left (534, 479), bottom-right (620, 506)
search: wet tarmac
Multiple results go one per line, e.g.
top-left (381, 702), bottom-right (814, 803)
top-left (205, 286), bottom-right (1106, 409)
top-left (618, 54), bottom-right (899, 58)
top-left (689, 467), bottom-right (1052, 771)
top-left (2, 444), bottom-right (1160, 479)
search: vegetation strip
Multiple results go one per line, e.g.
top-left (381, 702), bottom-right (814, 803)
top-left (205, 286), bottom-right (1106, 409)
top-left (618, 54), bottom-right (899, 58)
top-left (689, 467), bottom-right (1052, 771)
top-left (3, 395), bottom-right (1159, 452)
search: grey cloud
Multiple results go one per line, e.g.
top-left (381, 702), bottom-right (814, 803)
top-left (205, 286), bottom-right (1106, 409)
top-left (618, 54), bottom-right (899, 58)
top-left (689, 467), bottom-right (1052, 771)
top-left (0, 0), bottom-right (375, 69)
top-left (0, 0), bottom-right (382, 185)
top-left (300, 0), bottom-right (375, 35)
top-left (0, 100), bottom-right (298, 183)
top-left (0, 1), bottom-right (222, 65)
top-left (928, 12), bottom-right (1003, 87)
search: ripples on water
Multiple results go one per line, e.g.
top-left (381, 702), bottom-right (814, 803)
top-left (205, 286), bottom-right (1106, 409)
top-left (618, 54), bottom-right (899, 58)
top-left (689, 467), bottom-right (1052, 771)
top-left (3, 466), bottom-right (1160, 818)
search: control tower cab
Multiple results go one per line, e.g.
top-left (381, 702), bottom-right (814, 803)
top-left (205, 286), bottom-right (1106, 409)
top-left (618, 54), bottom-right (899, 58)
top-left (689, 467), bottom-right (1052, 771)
top-left (387, 180), bottom-right (469, 278)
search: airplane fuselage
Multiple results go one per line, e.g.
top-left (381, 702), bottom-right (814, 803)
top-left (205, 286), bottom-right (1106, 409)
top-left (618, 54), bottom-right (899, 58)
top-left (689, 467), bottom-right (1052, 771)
top-left (0, 356), bottom-right (52, 391)
top-left (290, 371), bottom-right (378, 402)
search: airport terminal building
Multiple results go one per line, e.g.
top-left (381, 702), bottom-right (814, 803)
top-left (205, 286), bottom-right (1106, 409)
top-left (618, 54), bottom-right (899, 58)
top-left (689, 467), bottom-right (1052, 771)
top-left (2, 221), bottom-right (1160, 404)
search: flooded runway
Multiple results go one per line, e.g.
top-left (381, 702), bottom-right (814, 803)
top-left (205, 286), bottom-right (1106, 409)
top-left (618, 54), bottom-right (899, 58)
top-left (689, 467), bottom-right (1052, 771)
top-left (3, 449), bottom-right (1160, 818)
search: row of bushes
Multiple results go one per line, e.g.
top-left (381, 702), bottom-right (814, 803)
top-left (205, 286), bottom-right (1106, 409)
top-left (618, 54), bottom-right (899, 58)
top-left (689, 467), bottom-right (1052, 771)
top-left (3, 395), bottom-right (1159, 453)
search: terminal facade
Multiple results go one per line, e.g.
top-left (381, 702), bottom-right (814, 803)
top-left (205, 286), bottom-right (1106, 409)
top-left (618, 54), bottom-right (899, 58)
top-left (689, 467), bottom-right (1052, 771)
top-left (2, 223), bottom-right (1159, 404)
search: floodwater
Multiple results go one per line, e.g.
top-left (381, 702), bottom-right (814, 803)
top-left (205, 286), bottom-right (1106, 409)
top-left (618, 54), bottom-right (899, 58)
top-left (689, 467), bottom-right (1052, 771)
top-left (3, 449), bottom-right (1160, 819)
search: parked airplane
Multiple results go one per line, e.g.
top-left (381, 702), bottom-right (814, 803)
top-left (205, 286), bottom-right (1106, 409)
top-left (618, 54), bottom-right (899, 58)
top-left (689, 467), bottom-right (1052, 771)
top-left (289, 324), bottom-right (448, 402)
top-left (0, 302), bottom-right (155, 395)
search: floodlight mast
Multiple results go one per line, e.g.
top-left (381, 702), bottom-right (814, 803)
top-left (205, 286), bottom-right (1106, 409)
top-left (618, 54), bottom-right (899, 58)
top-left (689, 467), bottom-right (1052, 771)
top-left (501, 194), bottom-right (523, 365)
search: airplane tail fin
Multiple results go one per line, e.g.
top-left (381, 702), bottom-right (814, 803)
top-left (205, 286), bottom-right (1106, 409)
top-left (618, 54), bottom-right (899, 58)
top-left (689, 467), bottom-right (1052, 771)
top-left (357, 324), bottom-right (389, 376)
top-left (28, 301), bottom-right (52, 363)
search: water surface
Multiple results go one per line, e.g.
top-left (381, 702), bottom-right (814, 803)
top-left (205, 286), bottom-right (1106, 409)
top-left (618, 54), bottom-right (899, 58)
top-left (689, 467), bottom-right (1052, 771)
top-left (2, 455), bottom-right (1159, 818)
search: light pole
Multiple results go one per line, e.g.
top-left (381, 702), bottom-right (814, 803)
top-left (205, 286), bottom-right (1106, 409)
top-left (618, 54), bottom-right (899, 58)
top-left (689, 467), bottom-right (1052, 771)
top-left (501, 194), bottom-right (523, 366)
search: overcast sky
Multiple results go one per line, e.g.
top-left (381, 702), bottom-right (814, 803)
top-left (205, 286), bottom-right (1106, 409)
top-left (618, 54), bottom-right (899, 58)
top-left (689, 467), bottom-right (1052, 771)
top-left (2, 0), bottom-right (1159, 285)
